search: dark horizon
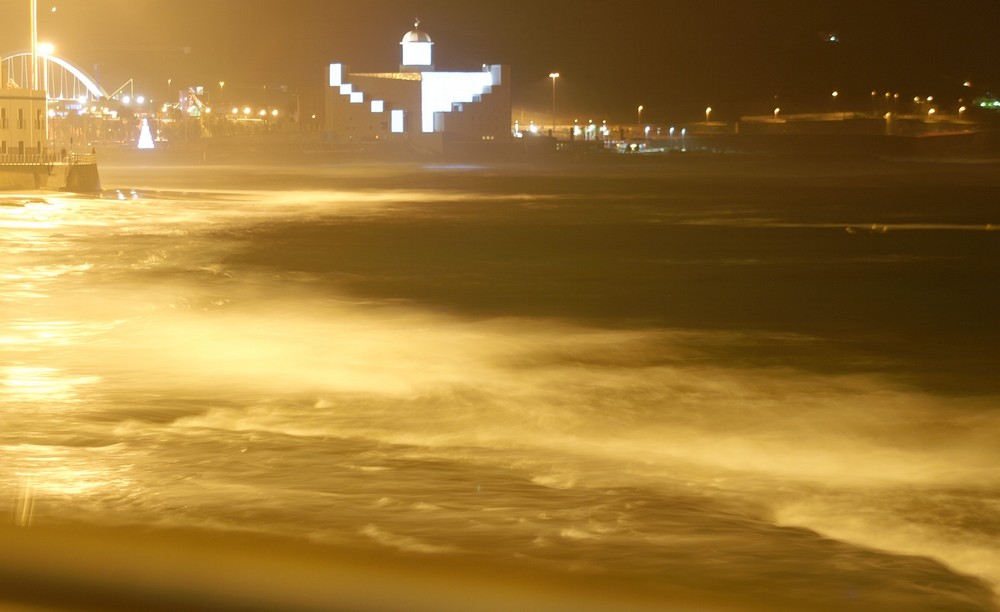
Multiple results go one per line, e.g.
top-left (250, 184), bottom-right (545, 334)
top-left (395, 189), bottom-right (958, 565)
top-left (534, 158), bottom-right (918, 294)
top-left (2, 0), bottom-right (999, 122)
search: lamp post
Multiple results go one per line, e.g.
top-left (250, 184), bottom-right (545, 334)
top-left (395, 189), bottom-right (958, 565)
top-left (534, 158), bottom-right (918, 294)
top-left (705, 106), bottom-right (712, 123)
top-left (29, 0), bottom-right (38, 91)
top-left (38, 42), bottom-right (53, 95)
top-left (38, 42), bottom-right (53, 153)
top-left (637, 104), bottom-right (644, 126)
top-left (548, 72), bottom-right (559, 134)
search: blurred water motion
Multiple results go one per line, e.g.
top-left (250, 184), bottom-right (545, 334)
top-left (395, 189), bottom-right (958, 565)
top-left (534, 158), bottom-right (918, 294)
top-left (1, 159), bottom-right (999, 611)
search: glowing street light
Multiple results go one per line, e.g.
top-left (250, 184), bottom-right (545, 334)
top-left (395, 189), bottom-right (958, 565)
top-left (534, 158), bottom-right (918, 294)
top-left (37, 42), bottom-right (53, 98)
top-left (637, 104), bottom-right (644, 125)
top-left (29, 0), bottom-right (38, 90)
top-left (705, 106), bottom-right (712, 123)
top-left (774, 107), bottom-right (781, 119)
top-left (959, 105), bottom-right (967, 117)
top-left (548, 72), bottom-right (559, 133)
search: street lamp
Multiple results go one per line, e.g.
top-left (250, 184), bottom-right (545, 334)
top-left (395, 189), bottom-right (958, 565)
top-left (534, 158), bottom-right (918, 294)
top-left (548, 72), bottom-right (559, 134)
top-left (37, 42), bottom-right (53, 95)
top-left (774, 107), bottom-right (781, 119)
top-left (637, 104), bottom-right (644, 126)
top-left (705, 106), bottom-right (712, 123)
top-left (29, 0), bottom-right (38, 91)
top-left (37, 41), bottom-right (54, 153)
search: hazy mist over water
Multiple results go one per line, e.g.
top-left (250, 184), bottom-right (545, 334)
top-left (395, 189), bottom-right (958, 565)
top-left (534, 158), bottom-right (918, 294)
top-left (2, 159), bottom-right (999, 611)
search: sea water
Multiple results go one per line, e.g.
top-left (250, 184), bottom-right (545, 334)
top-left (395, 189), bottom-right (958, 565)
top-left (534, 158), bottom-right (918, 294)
top-left (2, 158), bottom-right (999, 611)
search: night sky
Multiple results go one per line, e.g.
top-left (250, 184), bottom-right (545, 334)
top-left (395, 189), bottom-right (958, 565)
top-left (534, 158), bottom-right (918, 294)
top-left (4, 0), bottom-right (999, 122)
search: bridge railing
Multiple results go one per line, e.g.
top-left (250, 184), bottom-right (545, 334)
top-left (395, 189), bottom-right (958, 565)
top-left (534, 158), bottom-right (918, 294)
top-left (0, 152), bottom-right (97, 165)
top-left (0, 152), bottom-right (57, 165)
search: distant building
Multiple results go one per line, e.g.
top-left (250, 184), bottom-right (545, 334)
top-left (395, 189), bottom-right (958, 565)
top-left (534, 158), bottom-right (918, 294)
top-left (0, 75), bottom-right (47, 160)
top-left (324, 21), bottom-right (511, 151)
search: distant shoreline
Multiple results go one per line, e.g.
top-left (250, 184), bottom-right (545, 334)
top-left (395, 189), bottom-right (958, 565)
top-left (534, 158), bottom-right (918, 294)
top-left (91, 130), bottom-right (1000, 167)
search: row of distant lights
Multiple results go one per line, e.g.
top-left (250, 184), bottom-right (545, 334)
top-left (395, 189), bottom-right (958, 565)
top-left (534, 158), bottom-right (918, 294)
top-left (231, 107), bottom-right (281, 118)
top-left (143, 97), bottom-right (282, 118)
top-left (513, 119), bottom-right (612, 136)
top-left (514, 119), bottom-right (688, 139)
top-left (61, 96), bottom-right (280, 118)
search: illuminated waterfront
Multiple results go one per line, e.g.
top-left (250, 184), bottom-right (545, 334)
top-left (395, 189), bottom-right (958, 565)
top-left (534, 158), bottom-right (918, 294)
top-left (2, 158), bottom-right (999, 610)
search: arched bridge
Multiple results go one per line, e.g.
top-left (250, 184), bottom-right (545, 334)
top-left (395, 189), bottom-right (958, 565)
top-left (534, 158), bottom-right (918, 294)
top-left (2, 52), bottom-right (108, 101)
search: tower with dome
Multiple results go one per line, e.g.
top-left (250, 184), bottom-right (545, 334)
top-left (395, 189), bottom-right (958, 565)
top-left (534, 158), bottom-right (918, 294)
top-left (400, 20), bottom-right (434, 71)
top-left (323, 20), bottom-right (511, 152)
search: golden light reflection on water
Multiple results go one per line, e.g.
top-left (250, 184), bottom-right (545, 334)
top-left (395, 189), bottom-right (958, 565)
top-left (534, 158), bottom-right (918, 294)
top-left (12, 479), bottom-right (35, 527)
top-left (5, 444), bottom-right (134, 529)
top-left (1, 366), bottom-right (100, 403)
top-left (3, 173), bottom-right (1000, 609)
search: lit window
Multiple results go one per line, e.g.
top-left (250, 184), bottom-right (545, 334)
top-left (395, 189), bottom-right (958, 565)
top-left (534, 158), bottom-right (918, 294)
top-left (402, 42), bottom-right (433, 67)
top-left (329, 64), bottom-right (343, 87)
top-left (420, 71), bottom-right (495, 132)
top-left (391, 110), bottom-right (404, 133)
top-left (371, 100), bottom-right (384, 113)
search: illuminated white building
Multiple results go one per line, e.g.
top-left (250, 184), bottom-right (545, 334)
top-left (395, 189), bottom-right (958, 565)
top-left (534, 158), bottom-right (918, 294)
top-left (0, 82), bottom-right (47, 160)
top-left (324, 21), bottom-right (511, 149)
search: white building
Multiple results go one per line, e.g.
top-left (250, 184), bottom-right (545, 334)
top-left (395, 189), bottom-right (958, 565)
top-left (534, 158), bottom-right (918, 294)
top-left (324, 21), bottom-right (511, 150)
top-left (0, 82), bottom-right (47, 160)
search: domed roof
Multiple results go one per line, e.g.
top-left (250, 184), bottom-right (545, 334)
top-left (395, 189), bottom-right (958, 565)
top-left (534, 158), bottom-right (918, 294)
top-left (401, 20), bottom-right (432, 44)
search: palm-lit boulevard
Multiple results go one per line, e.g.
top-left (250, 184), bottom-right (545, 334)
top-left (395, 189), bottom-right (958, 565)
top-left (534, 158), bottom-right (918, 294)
top-left (3, 3), bottom-right (1000, 612)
